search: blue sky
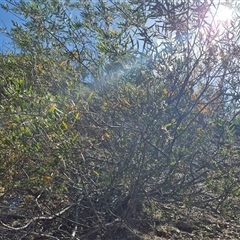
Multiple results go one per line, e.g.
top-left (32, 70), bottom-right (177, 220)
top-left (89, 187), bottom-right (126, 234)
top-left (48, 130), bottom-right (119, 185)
top-left (0, 1), bottom-right (23, 52)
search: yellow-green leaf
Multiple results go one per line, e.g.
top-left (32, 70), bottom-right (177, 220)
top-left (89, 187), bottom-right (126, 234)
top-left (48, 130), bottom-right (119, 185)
top-left (75, 112), bottom-right (81, 120)
top-left (72, 133), bottom-right (79, 143)
top-left (62, 121), bottom-right (68, 130)
top-left (87, 91), bottom-right (94, 102)
top-left (48, 104), bottom-right (57, 113)
top-left (93, 170), bottom-right (99, 176)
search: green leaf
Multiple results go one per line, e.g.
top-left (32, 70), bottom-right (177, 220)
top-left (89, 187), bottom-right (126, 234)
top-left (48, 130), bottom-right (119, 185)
top-left (87, 91), bottom-right (94, 102)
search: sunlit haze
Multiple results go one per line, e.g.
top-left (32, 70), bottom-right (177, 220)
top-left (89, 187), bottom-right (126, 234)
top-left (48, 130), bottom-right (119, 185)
top-left (215, 6), bottom-right (233, 23)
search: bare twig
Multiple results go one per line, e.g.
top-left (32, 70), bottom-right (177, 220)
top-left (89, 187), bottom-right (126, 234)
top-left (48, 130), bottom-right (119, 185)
top-left (0, 204), bottom-right (74, 231)
top-left (71, 196), bottom-right (83, 240)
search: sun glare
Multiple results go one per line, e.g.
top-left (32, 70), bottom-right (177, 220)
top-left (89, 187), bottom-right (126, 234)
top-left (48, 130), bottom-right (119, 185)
top-left (215, 7), bottom-right (233, 23)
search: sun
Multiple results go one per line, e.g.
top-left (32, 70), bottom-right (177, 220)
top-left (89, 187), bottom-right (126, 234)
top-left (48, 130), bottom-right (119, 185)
top-left (215, 7), bottom-right (233, 23)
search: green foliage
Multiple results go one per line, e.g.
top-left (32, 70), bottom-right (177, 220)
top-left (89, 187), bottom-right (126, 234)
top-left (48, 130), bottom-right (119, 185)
top-left (1, 0), bottom-right (240, 239)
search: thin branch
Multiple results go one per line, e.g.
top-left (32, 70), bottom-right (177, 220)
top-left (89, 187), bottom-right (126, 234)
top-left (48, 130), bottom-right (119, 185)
top-left (0, 204), bottom-right (74, 231)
